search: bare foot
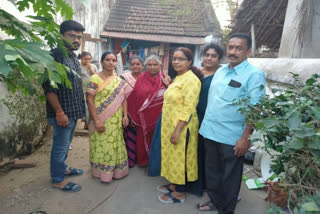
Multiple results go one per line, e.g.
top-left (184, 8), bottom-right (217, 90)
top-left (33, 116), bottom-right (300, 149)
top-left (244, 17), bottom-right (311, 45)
top-left (159, 184), bottom-right (176, 192)
top-left (53, 180), bottom-right (69, 189)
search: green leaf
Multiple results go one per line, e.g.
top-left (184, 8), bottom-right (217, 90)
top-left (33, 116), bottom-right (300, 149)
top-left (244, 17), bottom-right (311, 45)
top-left (308, 136), bottom-right (320, 150)
top-left (295, 127), bottom-right (316, 138)
top-left (310, 106), bottom-right (320, 120)
top-left (286, 137), bottom-right (304, 150)
top-left (285, 106), bottom-right (299, 119)
top-left (263, 118), bottom-right (277, 128)
top-left (288, 112), bottom-right (302, 131)
top-left (305, 78), bottom-right (316, 86)
top-left (255, 121), bottom-right (264, 129)
top-left (301, 202), bottom-right (320, 211)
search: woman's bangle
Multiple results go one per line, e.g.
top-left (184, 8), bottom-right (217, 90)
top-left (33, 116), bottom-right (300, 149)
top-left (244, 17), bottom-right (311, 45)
top-left (56, 112), bottom-right (64, 116)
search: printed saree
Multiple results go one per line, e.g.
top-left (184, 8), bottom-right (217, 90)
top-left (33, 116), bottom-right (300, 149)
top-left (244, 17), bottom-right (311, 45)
top-left (86, 74), bottom-right (128, 182)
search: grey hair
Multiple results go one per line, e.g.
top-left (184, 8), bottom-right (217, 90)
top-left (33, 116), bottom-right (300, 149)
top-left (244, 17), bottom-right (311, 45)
top-left (144, 55), bottom-right (162, 66)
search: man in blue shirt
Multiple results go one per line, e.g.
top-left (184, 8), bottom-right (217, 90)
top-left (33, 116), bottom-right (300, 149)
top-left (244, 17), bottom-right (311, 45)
top-left (197, 33), bottom-right (266, 213)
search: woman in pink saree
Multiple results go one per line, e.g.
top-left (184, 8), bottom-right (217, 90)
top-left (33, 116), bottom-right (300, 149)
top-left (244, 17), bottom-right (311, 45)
top-left (120, 56), bottom-right (144, 168)
top-left (127, 55), bottom-right (167, 167)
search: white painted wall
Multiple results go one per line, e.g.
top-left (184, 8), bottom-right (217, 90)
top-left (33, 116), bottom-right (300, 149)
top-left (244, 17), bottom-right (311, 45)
top-left (279, 0), bottom-right (320, 58)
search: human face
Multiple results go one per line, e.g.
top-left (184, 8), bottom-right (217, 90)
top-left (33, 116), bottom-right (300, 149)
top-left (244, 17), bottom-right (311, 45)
top-left (146, 59), bottom-right (161, 76)
top-left (63, 30), bottom-right (83, 51)
top-left (130, 58), bottom-right (143, 74)
top-left (101, 54), bottom-right (117, 71)
top-left (226, 38), bottom-right (251, 69)
top-left (203, 48), bottom-right (220, 69)
top-left (81, 55), bottom-right (91, 66)
top-left (172, 51), bottom-right (192, 74)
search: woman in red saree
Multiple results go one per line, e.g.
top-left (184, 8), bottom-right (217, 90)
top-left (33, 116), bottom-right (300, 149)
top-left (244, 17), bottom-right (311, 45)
top-left (127, 55), bottom-right (167, 167)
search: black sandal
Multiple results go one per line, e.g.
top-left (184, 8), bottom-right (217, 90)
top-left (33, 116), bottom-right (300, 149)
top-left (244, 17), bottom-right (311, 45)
top-left (196, 201), bottom-right (217, 211)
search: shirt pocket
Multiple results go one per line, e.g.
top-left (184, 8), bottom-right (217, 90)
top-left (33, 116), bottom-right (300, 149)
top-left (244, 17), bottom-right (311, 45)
top-left (220, 85), bottom-right (242, 102)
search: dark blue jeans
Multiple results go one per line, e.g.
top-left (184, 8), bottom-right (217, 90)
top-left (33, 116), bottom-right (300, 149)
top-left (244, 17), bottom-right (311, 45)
top-left (47, 117), bottom-right (76, 184)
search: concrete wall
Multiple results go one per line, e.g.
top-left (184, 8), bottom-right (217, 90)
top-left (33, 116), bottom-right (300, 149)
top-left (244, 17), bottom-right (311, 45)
top-left (279, 0), bottom-right (320, 58)
top-left (248, 58), bottom-right (320, 95)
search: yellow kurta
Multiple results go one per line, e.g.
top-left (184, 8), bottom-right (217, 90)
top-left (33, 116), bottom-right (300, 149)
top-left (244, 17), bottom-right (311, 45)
top-left (161, 70), bottom-right (201, 185)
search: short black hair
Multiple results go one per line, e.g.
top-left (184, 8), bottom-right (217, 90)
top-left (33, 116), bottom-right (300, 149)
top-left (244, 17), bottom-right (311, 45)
top-left (60, 20), bottom-right (85, 35)
top-left (202, 43), bottom-right (224, 60)
top-left (229, 33), bottom-right (252, 49)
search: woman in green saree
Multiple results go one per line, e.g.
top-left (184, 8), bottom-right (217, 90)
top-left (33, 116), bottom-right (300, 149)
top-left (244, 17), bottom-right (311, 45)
top-left (86, 52), bottom-right (129, 183)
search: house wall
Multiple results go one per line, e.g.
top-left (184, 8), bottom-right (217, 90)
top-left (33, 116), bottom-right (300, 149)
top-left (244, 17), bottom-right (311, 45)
top-left (279, 0), bottom-right (320, 58)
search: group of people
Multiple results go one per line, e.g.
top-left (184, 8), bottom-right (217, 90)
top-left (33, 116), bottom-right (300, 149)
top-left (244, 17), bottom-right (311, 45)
top-left (43, 20), bottom-right (266, 214)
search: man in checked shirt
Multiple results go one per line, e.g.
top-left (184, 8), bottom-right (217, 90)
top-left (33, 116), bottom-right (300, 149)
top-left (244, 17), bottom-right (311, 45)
top-left (42, 20), bottom-right (85, 192)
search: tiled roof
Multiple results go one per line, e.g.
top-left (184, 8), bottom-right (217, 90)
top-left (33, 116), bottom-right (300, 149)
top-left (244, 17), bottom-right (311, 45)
top-left (104, 0), bottom-right (220, 37)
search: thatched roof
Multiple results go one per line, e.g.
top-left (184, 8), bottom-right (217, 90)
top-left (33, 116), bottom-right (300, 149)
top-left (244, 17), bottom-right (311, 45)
top-left (230, 0), bottom-right (288, 50)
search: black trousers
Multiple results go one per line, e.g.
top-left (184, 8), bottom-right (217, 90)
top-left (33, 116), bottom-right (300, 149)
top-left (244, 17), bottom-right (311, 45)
top-left (204, 138), bottom-right (244, 214)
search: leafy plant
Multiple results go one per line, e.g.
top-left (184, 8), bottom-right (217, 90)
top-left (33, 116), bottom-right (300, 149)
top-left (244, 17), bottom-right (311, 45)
top-left (0, 0), bottom-right (74, 95)
top-left (238, 73), bottom-right (320, 211)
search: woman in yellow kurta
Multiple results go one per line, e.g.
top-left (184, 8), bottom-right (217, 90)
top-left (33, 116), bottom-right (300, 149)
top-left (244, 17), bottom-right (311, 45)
top-left (158, 47), bottom-right (201, 204)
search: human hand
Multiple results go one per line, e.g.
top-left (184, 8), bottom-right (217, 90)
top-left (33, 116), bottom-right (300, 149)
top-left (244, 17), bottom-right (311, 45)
top-left (233, 137), bottom-right (250, 157)
top-left (94, 120), bottom-right (105, 133)
top-left (161, 75), bottom-right (172, 87)
top-left (56, 114), bottom-right (69, 127)
top-left (123, 116), bottom-right (129, 128)
top-left (86, 63), bottom-right (92, 69)
top-left (170, 130), bottom-right (180, 144)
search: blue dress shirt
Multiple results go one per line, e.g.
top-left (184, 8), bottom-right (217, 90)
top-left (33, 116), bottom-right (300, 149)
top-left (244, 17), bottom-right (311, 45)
top-left (199, 60), bottom-right (266, 146)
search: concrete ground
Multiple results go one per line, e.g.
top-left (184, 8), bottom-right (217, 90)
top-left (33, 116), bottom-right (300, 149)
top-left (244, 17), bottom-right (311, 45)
top-left (0, 132), bottom-right (269, 214)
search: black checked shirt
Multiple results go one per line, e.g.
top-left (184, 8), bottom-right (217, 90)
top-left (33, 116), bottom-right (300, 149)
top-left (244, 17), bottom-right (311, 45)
top-left (42, 48), bottom-right (85, 119)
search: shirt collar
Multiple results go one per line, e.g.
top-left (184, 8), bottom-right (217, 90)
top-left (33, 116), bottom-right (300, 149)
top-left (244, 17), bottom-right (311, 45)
top-left (226, 59), bottom-right (249, 75)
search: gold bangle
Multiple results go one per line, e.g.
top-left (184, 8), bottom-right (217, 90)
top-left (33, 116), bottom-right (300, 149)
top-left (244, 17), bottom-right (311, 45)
top-left (56, 112), bottom-right (64, 116)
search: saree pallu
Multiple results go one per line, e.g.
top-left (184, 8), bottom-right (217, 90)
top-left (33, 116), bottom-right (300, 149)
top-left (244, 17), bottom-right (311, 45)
top-left (87, 74), bottom-right (128, 182)
top-left (120, 72), bottom-right (138, 167)
top-left (127, 71), bottom-right (166, 166)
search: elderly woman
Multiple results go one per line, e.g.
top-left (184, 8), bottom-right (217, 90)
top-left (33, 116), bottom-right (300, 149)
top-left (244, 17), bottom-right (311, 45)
top-left (120, 56), bottom-right (144, 168)
top-left (127, 55), bottom-right (167, 167)
top-left (157, 47), bottom-right (201, 204)
top-left (86, 52), bottom-right (129, 183)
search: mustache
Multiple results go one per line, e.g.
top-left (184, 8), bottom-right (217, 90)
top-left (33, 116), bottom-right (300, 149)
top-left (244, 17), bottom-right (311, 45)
top-left (228, 55), bottom-right (238, 58)
top-left (72, 42), bottom-right (80, 46)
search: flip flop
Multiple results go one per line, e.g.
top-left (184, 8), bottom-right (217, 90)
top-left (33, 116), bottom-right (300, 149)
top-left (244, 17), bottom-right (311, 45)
top-left (158, 192), bottom-right (185, 204)
top-left (65, 167), bottom-right (83, 176)
top-left (53, 182), bottom-right (81, 192)
top-left (156, 184), bottom-right (174, 193)
top-left (196, 201), bottom-right (217, 211)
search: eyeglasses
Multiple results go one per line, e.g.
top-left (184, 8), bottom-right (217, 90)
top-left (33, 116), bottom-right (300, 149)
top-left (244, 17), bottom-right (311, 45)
top-left (65, 33), bottom-right (82, 41)
top-left (172, 57), bottom-right (187, 62)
